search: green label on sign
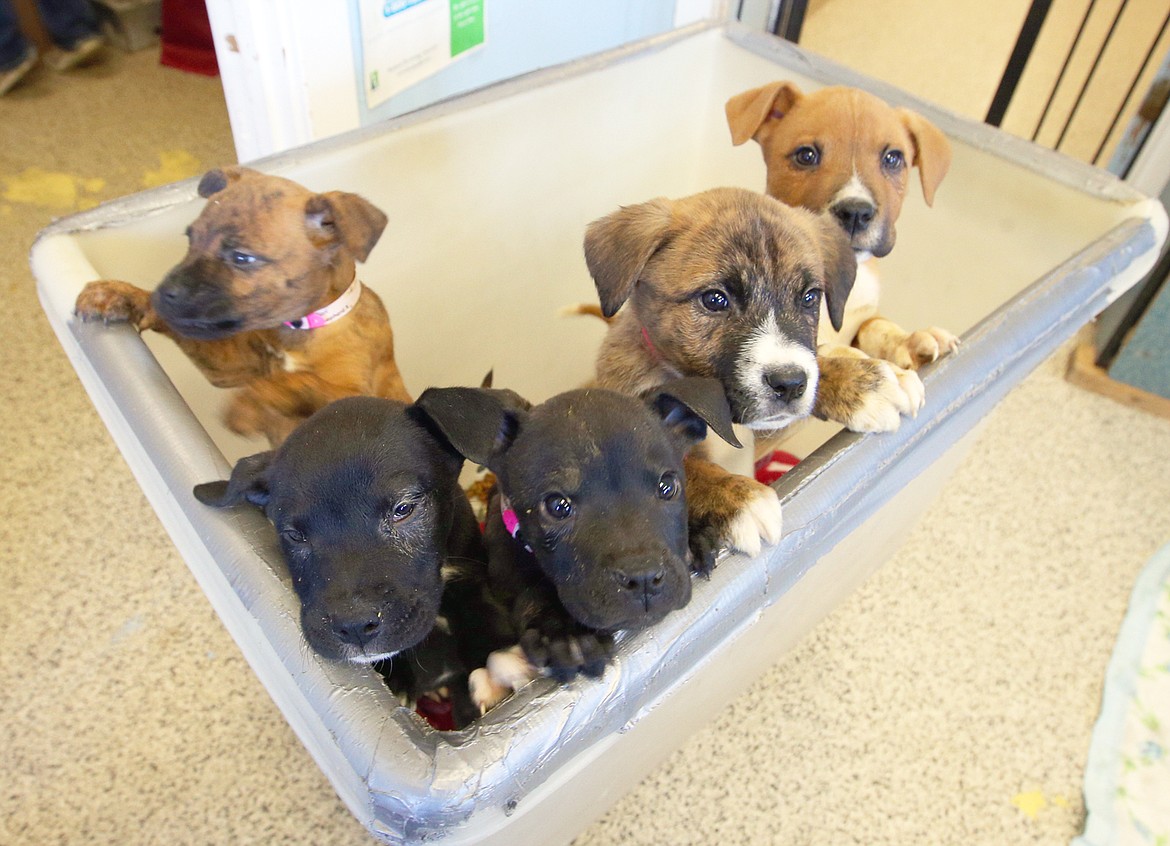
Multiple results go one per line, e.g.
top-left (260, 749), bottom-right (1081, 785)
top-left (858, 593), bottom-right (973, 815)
top-left (449, 0), bottom-right (484, 57)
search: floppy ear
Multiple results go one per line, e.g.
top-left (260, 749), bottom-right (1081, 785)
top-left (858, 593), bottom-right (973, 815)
top-left (413, 387), bottom-right (532, 470)
top-left (815, 215), bottom-right (858, 333)
top-left (193, 451), bottom-right (275, 509)
top-left (897, 108), bottom-right (951, 207)
top-left (583, 197), bottom-right (673, 318)
top-left (304, 191), bottom-right (388, 262)
top-left (648, 377), bottom-right (741, 449)
top-left (196, 166), bottom-right (257, 198)
top-left (724, 80), bottom-right (804, 146)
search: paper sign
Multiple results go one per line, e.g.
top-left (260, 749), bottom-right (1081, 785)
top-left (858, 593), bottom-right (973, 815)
top-left (360, 0), bottom-right (486, 110)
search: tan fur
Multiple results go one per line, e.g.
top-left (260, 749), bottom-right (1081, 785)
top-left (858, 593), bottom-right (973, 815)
top-left (726, 81), bottom-right (958, 396)
top-left (586, 187), bottom-right (855, 556)
top-left (74, 166), bottom-right (409, 446)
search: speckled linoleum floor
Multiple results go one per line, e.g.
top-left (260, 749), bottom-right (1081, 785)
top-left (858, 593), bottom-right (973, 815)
top-left (3, 21), bottom-right (1170, 846)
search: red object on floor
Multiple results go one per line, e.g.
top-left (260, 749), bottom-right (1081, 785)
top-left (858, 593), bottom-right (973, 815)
top-left (414, 695), bottom-right (457, 731)
top-left (755, 450), bottom-right (801, 486)
top-left (160, 0), bottom-right (218, 76)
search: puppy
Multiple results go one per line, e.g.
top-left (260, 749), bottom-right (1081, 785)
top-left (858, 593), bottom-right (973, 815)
top-left (414, 377), bottom-right (740, 681)
top-left (585, 186), bottom-right (867, 558)
top-left (193, 395), bottom-right (530, 727)
top-left (74, 166), bottom-right (410, 447)
top-left (726, 81), bottom-right (956, 428)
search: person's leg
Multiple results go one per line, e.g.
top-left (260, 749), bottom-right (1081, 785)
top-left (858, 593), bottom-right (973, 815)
top-left (36, 0), bottom-right (102, 71)
top-left (0, 0), bottom-right (34, 70)
top-left (35, 0), bottom-right (99, 50)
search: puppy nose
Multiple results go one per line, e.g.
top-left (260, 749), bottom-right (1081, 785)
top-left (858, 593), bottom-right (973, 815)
top-left (330, 612), bottom-right (382, 647)
top-left (614, 566), bottom-right (666, 598)
top-left (764, 366), bottom-right (808, 403)
top-left (832, 199), bottom-right (875, 235)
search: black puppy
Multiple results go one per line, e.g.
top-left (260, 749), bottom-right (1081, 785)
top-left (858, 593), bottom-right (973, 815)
top-left (193, 395), bottom-right (527, 727)
top-left (414, 377), bottom-right (740, 681)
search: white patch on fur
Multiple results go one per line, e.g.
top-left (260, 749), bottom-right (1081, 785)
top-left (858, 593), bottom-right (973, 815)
top-left (842, 361), bottom-right (925, 433)
top-left (706, 424), bottom-right (755, 476)
top-left (469, 646), bottom-right (537, 715)
top-left (347, 648), bottom-right (399, 665)
top-left (819, 257), bottom-right (879, 347)
top-left (833, 170), bottom-right (875, 208)
top-left (724, 483), bottom-right (783, 558)
top-left (737, 313), bottom-right (818, 425)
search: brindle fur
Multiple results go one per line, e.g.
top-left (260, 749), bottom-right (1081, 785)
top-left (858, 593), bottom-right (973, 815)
top-left (587, 187), bottom-right (855, 558)
top-left (74, 166), bottom-right (409, 446)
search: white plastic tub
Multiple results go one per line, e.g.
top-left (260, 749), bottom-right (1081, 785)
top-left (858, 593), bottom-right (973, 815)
top-left (32, 22), bottom-right (1166, 846)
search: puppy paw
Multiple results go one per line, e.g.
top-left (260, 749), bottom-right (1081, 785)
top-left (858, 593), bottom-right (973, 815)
top-left (468, 646), bottom-right (538, 714)
top-left (688, 473), bottom-right (782, 567)
top-left (74, 280), bottom-right (152, 328)
top-left (894, 327), bottom-right (961, 370)
top-left (843, 362), bottom-right (925, 432)
top-left (520, 625), bottom-right (614, 683)
top-left (816, 354), bottom-right (925, 433)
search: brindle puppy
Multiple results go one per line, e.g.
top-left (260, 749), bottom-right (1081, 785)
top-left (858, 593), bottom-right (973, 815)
top-left (586, 186), bottom-right (861, 560)
top-left (74, 166), bottom-right (409, 446)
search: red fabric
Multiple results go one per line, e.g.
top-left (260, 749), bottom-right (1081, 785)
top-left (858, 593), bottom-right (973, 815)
top-left (755, 450), bottom-right (801, 486)
top-left (414, 695), bottom-right (457, 732)
top-left (159, 0), bottom-right (218, 76)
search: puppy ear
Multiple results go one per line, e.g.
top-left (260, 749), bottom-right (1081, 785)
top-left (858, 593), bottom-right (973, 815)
top-left (648, 377), bottom-right (741, 449)
top-left (815, 216), bottom-right (858, 333)
top-left (304, 192), bottom-right (389, 262)
top-left (584, 198), bottom-right (673, 318)
top-left (193, 451), bottom-right (275, 509)
top-left (412, 387), bottom-right (532, 470)
top-left (897, 109), bottom-right (951, 207)
top-left (196, 166), bottom-right (256, 198)
top-left (724, 80), bottom-right (804, 146)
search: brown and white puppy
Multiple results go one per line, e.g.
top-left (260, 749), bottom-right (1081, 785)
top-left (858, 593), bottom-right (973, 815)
top-left (74, 166), bottom-right (409, 446)
top-left (586, 186), bottom-right (862, 557)
top-left (726, 81), bottom-right (956, 430)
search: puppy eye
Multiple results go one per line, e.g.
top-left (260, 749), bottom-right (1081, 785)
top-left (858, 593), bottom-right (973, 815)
top-left (699, 289), bottom-right (730, 312)
top-left (229, 250), bottom-right (259, 267)
top-left (391, 500), bottom-right (416, 522)
top-left (882, 149), bottom-right (905, 171)
top-left (800, 288), bottom-right (822, 309)
top-left (792, 145), bottom-right (821, 168)
top-left (657, 472), bottom-right (681, 501)
top-left (281, 528), bottom-right (308, 544)
top-left (542, 493), bottom-right (573, 520)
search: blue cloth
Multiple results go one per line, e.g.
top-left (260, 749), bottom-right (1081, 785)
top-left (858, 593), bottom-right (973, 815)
top-left (0, 0), bottom-right (99, 70)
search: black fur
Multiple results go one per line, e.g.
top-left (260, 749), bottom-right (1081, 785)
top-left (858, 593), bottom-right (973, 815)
top-left (194, 395), bottom-right (515, 728)
top-left (415, 377), bottom-right (737, 682)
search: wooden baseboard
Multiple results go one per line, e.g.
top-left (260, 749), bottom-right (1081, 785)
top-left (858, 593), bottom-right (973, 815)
top-left (1066, 335), bottom-right (1170, 421)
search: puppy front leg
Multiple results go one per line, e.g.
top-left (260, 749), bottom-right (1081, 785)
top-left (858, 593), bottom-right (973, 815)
top-left (855, 316), bottom-right (959, 371)
top-left (814, 345), bottom-right (924, 432)
top-left (468, 645), bottom-right (535, 714)
top-left (75, 280), bottom-right (164, 331)
top-left (75, 281), bottom-right (279, 387)
top-left (225, 371), bottom-right (365, 444)
top-left (513, 584), bottom-right (614, 683)
top-left (684, 453), bottom-right (782, 572)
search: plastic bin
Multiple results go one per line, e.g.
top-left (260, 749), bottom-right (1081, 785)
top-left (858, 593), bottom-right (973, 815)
top-left (31, 22), bottom-right (1167, 846)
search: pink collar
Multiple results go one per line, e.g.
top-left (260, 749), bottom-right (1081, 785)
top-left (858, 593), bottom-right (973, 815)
top-left (640, 325), bottom-right (660, 361)
top-left (499, 492), bottom-right (533, 554)
top-left (283, 276), bottom-right (362, 330)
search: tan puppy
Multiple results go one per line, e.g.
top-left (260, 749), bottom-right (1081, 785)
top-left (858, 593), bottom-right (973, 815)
top-left (726, 81), bottom-right (956, 430)
top-left (74, 166), bottom-right (409, 446)
top-left (587, 187), bottom-right (860, 559)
